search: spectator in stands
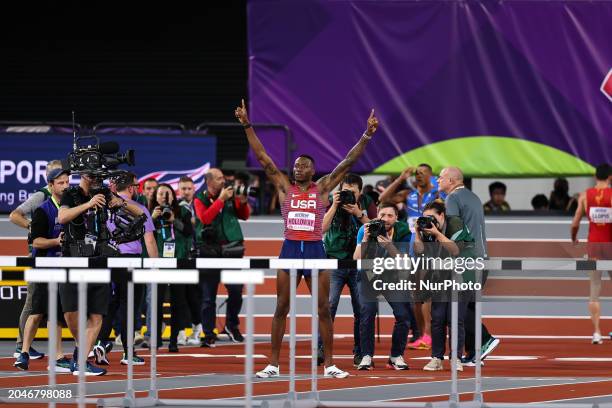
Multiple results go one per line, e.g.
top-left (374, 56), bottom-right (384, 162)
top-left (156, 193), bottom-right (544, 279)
top-left (9, 160), bottom-right (63, 360)
top-left (483, 182), bottom-right (511, 212)
top-left (549, 178), bottom-right (570, 210)
top-left (531, 194), bottom-right (549, 211)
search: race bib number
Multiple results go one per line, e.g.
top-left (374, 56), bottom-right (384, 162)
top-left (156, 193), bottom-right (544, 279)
top-left (589, 207), bottom-right (612, 224)
top-left (408, 216), bottom-right (418, 233)
top-left (287, 211), bottom-right (315, 231)
top-left (163, 241), bottom-right (176, 258)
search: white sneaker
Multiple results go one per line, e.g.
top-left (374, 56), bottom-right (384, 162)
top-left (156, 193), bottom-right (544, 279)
top-left (454, 360), bottom-right (463, 372)
top-left (256, 364), bottom-right (280, 378)
top-left (187, 324), bottom-right (202, 345)
top-left (134, 331), bottom-right (144, 346)
top-left (592, 332), bottom-right (603, 344)
top-left (324, 365), bottom-right (349, 378)
top-left (358, 355), bottom-right (373, 370)
top-left (423, 357), bottom-right (443, 371)
top-left (177, 330), bottom-right (187, 346)
top-left (387, 355), bottom-right (409, 370)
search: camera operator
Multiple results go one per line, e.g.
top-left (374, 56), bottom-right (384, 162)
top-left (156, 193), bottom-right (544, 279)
top-left (175, 176), bottom-right (203, 346)
top-left (194, 168), bottom-right (251, 347)
top-left (414, 200), bottom-right (475, 372)
top-left (319, 174), bottom-right (376, 366)
top-left (149, 183), bottom-right (193, 352)
top-left (92, 172), bottom-right (158, 366)
top-left (9, 160), bottom-right (63, 360)
top-left (14, 168), bottom-right (70, 372)
top-left (58, 173), bottom-right (143, 376)
top-left (352, 203), bottom-right (412, 371)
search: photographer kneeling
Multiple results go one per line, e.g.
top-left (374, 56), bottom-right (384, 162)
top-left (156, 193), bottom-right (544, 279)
top-left (414, 200), bottom-right (475, 372)
top-left (321, 173), bottom-right (376, 366)
top-left (150, 183), bottom-right (193, 352)
top-left (59, 173), bottom-right (144, 376)
top-left (194, 168), bottom-right (250, 347)
top-left (353, 203), bottom-right (412, 371)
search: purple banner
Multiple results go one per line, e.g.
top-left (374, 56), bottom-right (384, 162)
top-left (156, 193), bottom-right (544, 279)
top-left (248, 0), bottom-right (611, 176)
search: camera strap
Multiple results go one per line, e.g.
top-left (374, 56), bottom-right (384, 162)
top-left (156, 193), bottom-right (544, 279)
top-left (160, 219), bottom-right (175, 241)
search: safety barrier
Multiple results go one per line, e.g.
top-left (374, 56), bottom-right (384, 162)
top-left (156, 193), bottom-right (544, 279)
top-left (0, 256), bottom-right (610, 408)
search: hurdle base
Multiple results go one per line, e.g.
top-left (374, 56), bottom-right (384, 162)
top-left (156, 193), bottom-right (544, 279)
top-left (262, 398), bottom-right (318, 408)
top-left (158, 399), bottom-right (264, 406)
top-left (97, 396), bottom-right (159, 407)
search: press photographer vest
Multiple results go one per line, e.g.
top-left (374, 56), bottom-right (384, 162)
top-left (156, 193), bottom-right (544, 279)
top-left (32, 197), bottom-right (62, 257)
top-left (195, 191), bottom-right (244, 244)
top-left (324, 194), bottom-right (373, 260)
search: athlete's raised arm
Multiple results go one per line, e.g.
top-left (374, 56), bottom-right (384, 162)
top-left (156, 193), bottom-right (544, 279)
top-left (317, 109), bottom-right (379, 196)
top-left (235, 99), bottom-right (291, 194)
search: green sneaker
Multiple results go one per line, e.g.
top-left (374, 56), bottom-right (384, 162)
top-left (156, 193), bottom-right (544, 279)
top-left (120, 353), bottom-right (145, 366)
top-left (481, 337), bottom-right (500, 361)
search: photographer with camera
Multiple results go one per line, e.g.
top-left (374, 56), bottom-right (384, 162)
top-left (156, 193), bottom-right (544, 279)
top-left (175, 176), bottom-right (204, 346)
top-left (320, 173), bottom-right (376, 366)
top-left (14, 168), bottom-right (70, 372)
top-left (58, 173), bottom-right (143, 375)
top-left (194, 168), bottom-right (251, 347)
top-left (352, 203), bottom-right (412, 371)
top-left (9, 160), bottom-right (63, 360)
top-left (91, 172), bottom-right (158, 366)
top-left (149, 183), bottom-right (193, 352)
top-left (414, 200), bottom-right (475, 372)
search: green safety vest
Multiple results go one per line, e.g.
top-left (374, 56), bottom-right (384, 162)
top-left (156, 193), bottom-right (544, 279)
top-left (194, 191), bottom-right (244, 244)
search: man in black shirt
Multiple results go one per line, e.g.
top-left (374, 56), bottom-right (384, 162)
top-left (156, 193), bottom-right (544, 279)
top-left (58, 174), bottom-right (142, 376)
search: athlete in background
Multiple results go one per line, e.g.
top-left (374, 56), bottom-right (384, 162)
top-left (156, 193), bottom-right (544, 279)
top-left (234, 99), bottom-right (378, 378)
top-left (571, 164), bottom-right (611, 344)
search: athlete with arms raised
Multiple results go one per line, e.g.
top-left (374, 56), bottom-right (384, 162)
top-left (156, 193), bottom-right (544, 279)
top-left (234, 100), bottom-right (378, 378)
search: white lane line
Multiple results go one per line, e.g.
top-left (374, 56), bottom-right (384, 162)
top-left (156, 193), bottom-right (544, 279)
top-left (218, 377), bottom-right (479, 401)
top-left (377, 378), bottom-right (612, 403)
top-left (530, 393), bottom-right (612, 403)
top-left (554, 357), bottom-right (612, 362)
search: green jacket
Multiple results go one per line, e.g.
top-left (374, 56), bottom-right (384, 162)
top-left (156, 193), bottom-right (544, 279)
top-left (194, 191), bottom-right (244, 245)
top-left (154, 205), bottom-right (192, 259)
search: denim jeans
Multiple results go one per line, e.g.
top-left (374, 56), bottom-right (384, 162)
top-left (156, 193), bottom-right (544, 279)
top-left (318, 269), bottom-right (361, 356)
top-left (357, 275), bottom-right (413, 357)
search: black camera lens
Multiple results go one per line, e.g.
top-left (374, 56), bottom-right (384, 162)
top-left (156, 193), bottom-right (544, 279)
top-left (338, 190), bottom-right (356, 205)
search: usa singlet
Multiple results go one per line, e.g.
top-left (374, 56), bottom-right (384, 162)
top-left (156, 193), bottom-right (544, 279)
top-left (281, 183), bottom-right (325, 241)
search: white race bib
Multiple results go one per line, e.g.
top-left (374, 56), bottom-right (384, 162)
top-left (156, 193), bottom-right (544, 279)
top-left (589, 207), bottom-right (612, 224)
top-left (163, 241), bottom-right (176, 258)
top-left (287, 211), bottom-right (315, 231)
